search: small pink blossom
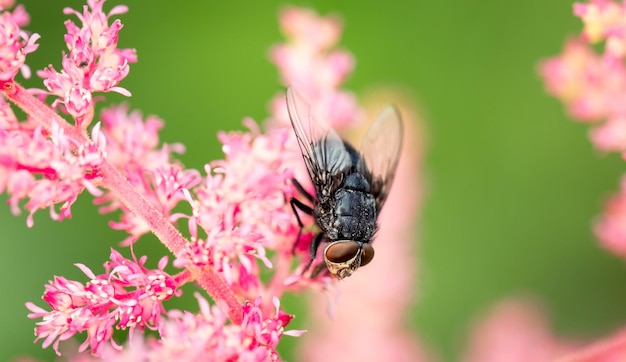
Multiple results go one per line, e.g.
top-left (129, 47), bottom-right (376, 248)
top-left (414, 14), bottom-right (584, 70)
top-left (574, 0), bottom-right (626, 58)
top-left (279, 6), bottom-right (342, 51)
top-left (88, 105), bottom-right (199, 245)
top-left (593, 175), bottom-right (626, 257)
top-left (588, 115), bottom-right (626, 151)
top-left (26, 249), bottom-right (179, 356)
top-left (174, 121), bottom-right (324, 302)
top-left (0, 5), bottom-right (38, 81)
top-left (9, 4), bottom-right (30, 28)
top-left (36, 0), bottom-right (136, 125)
top-left (95, 293), bottom-right (303, 361)
top-left (0, 119), bottom-right (106, 226)
top-left (540, 40), bottom-right (626, 122)
top-left (0, 0), bottom-right (15, 9)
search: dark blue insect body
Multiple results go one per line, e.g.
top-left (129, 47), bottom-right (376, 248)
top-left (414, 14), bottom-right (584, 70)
top-left (287, 87), bottom-right (403, 279)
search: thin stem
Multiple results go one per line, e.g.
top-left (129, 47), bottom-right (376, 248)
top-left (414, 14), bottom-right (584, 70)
top-left (1, 81), bottom-right (84, 141)
top-left (556, 328), bottom-right (626, 362)
top-left (99, 161), bottom-right (187, 253)
top-left (1, 80), bottom-right (243, 325)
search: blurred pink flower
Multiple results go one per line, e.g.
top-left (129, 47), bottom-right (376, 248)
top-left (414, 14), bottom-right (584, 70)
top-left (540, 39), bottom-right (626, 122)
top-left (540, 1), bottom-right (626, 360)
top-left (269, 6), bottom-right (361, 130)
top-left (594, 175), bottom-right (626, 257)
top-left (540, 0), bottom-right (626, 256)
top-left (461, 298), bottom-right (580, 362)
top-left (574, 0), bottom-right (626, 58)
top-left (0, 0), bottom-right (15, 9)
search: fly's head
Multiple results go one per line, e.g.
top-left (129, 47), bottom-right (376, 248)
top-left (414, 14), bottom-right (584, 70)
top-left (323, 240), bottom-right (375, 279)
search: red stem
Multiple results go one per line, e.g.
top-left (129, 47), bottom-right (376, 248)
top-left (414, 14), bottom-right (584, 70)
top-left (556, 328), bottom-right (626, 362)
top-left (1, 80), bottom-right (243, 325)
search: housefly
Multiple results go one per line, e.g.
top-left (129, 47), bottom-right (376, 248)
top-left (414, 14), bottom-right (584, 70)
top-left (287, 87), bottom-right (403, 279)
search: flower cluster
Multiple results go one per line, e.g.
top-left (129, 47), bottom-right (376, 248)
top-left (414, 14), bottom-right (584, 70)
top-left (0, 110), bottom-right (106, 227)
top-left (540, 1), bottom-right (626, 258)
top-left (25, 249), bottom-right (179, 356)
top-left (173, 124), bottom-right (311, 301)
top-left (0, 1), bottom-right (368, 359)
top-left (541, 0), bottom-right (626, 359)
top-left (268, 6), bottom-right (361, 129)
top-left (96, 294), bottom-right (304, 361)
top-left (36, 0), bottom-right (136, 126)
top-left (0, 3), bottom-right (37, 81)
top-left (94, 104), bottom-right (196, 247)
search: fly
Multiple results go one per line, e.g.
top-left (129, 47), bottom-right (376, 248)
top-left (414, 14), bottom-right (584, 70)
top-left (287, 87), bottom-right (403, 279)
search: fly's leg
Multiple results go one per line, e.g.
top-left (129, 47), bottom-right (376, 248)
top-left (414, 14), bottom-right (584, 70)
top-left (290, 195), bottom-right (313, 254)
top-left (289, 178), bottom-right (315, 254)
top-left (290, 178), bottom-right (325, 275)
top-left (292, 178), bottom-right (314, 203)
top-left (302, 232), bottom-right (325, 273)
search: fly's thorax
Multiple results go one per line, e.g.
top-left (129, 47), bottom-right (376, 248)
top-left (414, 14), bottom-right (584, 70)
top-left (342, 172), bottom-right (371, 192)
top-left (323, 240), bottom-right (375, 279)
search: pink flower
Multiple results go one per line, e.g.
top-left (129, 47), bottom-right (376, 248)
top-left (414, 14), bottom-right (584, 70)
top-left (36, 0), bottom-right (136, 125)
top-left (0, 5), bottom-right (38, 81)
top-left (461, 298), bottom-right (580, 362)
top-left (589, 115), bottom-right (626, 151)
top-left (0, 0), bottom-right (16, 9)
top-left (593, 176), bottom-right (626, 256)
top-left (540, 40), bottom-right (626, 122)
top-left (94, 293), bottom-right (303, 361)
top-left (574, 0), bottom-right (626, 58)
top-left (93, 105), bottom-right (198, 245)
top-left (0, 119), bottom-right (106, 227)
top-left (540, 0), bottom-right (626, 257)
top-left (540, 1), bottom-right (626, 360)
top-left (26, 249), bottom-right (179, 356)
top-left (173, 120), bottom-right (326, 304)
top-left (269, 7), bottom-right (361, 129)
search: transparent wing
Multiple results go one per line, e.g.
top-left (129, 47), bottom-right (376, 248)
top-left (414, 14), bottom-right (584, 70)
top-left (357, 105), bottom-right (403, 213)
top-left (286, 87), bottom-right (352, 198)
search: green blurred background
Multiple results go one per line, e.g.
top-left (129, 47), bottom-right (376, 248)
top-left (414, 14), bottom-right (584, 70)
top-left (3, 1), bottom-right (626, 361)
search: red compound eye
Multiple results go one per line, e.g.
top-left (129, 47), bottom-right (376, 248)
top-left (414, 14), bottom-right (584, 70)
top-left (360, 244), bottom-right (375, 266)
top-left (325, 242), bottom-right (359, 263)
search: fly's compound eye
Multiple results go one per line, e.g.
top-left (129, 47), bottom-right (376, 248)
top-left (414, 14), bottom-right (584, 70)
top-left (323, 241), bottom-right (362, 279)
top-left (325, 241), bottom-right (359, 263)
top-left (323, 241), bottom-right (375, 279)
top-left (360, 244), bottom-right (375, 266)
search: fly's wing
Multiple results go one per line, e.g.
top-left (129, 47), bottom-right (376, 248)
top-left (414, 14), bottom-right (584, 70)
top-left (286, 87), bottom-right (352, 198)
top-left (357, 105), bottom-right (403, 213)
